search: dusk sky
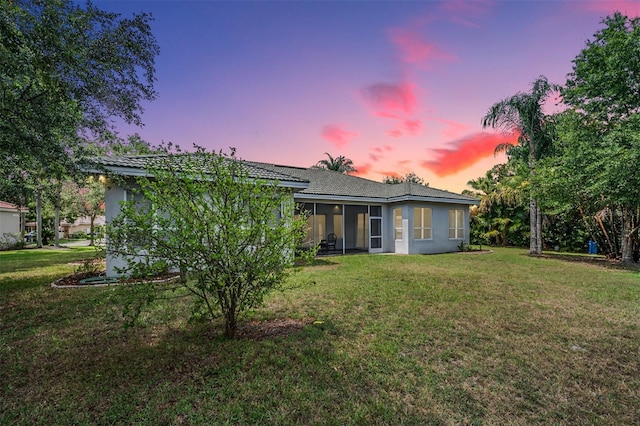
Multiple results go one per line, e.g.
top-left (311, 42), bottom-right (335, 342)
top-left (97, 0), bottom-right (640, 193)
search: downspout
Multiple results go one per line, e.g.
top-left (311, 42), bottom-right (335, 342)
top-left (342, 203), bottom-right (345, 254)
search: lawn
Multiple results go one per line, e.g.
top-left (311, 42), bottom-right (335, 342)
top-left (1, 247), bottom-right (639, 425)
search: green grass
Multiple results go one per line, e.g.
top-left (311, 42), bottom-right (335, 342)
top-left (1, 247), bottom-right (639, 425)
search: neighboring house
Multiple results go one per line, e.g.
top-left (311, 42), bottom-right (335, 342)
top-left (0, 201), bottom-right (28, 249)
top-left (86, 155), bottom-right (479, 276)
top-left (59, 215), bottom-right (106, 238)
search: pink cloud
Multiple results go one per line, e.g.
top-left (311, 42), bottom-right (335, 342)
top-left (373, 145), bottom-right (393, 154)
top-left (388, 28), bottom-right (456, 67)
top-left (422, 132), bottom-right (517, 176)
top-left (362, 82), bottom-right (417, 118)
top-left (320, 124), bottom-right (359, 149)
top-left (353, 163), bottom-right (372, 176)
top-left (387, 129), bottom-right (403, 138)
top-left (369, 154), bottom-right (380, 162)
top-left (404, 119), bottom-right (422, 135)
top-left (579, 0), bottom-right (640, 17)
top-left (428, 117), bottom-right (470, 139)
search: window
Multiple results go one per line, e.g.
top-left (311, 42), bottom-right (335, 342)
top-left (449, 209), bottom-right (464, 239)
top-left (413, 207), bottom-right (432, 240)
top-left (394, 208), bottom-right (403, 240)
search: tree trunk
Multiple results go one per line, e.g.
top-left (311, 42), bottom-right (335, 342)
top-left (89, 214), bottom-right (95, 246)
top-left (621, 206), bottom-right (637, 264)
top-left (529, 195), bottom-right (542, 255)
top-left (36, 186), bottom-right (43, 248)
top-left (54, 204), bottom-right (60, 247)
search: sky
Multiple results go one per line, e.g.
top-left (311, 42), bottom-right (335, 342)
top-left (96, 0), bottom-right (640, 193)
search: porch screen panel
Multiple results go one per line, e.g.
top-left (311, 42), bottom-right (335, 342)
top-left (333, 215), bottom-right (343, 238)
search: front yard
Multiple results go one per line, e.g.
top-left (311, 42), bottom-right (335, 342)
top-left (1, 247), bottom-right (639, 424)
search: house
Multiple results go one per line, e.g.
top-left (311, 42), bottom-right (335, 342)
top-left (59, 215), bottom-right (106, 239)
top-left (0, 201), bottom-right (28, 249)
top-left (86, 155), bottom-right (479, 276)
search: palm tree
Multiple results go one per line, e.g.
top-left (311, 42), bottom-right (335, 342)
top-left (482, 76), bottom-right (558, 255)
top-left (313, 153), bottom-right (357, 174)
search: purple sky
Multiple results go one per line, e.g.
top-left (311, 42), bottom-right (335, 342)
top-left (97, 0), bottom-right (640, 193)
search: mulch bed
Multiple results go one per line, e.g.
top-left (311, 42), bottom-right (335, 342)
top-left (52, 270), bottom-right (180, 287)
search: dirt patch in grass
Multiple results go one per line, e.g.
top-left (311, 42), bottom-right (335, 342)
top-left (538, 253), bottom-right (640, 270)
top-left (236, 318), bottom-right (312, 340)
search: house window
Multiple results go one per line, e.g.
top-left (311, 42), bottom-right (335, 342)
top-left (394, 208), bottom-right (403, 240)
top-left (413, 207), bottom-right (432, 240)
top-left (449, 209), bottom-right (464, 239)
top-left (333, 215), bottom-right (343, 238)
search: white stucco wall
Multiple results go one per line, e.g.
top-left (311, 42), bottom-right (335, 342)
top-left (0, 210), bottom-right (21, 235)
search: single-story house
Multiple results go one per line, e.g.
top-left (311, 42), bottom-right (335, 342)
top-left (59, 215), bottom-right (106, 238)
top-left (85, 155), bottom-right (479, 276)
top-left (0, 201), bottom-right (28, 249)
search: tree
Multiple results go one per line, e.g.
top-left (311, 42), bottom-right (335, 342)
top-left (107, 148), bottom-right (311, 338)
top-left (382, 172), bottom-right (428, 186)
top-left (482, 75), bottom-right (558, 255)
top-left (465, 163), bottom-right (529, 247)
top-left (313, 153), bottom-right (357, 174)
top-left (558, 12), bottom-right (640, 263)
top-left (1, 0), bottom-right (159, 244)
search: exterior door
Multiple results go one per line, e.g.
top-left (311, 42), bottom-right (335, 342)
top-left (369, 206), bottom-right (383, 253)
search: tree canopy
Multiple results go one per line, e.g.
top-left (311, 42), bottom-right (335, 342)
top-left (108, 148), bottom-right (311, 338)
top-left (382, 172), bottom-right (427, 186)
top-left (1, 0), bottom-right (158, 194)
top-left (313, 153), bottom-right (357, 174)
top-left (481, 76), bottom-right (558, 254)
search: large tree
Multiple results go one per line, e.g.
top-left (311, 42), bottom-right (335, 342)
top-left (313, 153), bottom-right (357, 174)
top-left (553, 12), bottom-right (640, 264)
top-left (482, 76), bottom-right (558, 255)
top-left (107, 148), bottom-right (311, 338)
top-left (1, 0), bottom-right (159, 245)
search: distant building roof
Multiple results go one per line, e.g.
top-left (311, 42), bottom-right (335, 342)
top-left (0, 201), bottom-right (28, 212)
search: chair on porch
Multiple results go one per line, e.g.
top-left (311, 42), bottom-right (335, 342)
top-left (320, 233), bottom-right (337, 253)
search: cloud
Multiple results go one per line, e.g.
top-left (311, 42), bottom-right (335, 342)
top-left (388, 28), bottom-right (456, 67)
top-left (427, 116), bottom-right (470, 139)
top-left (422, 132), bottom-right (517, 176)
top-left (320, 124), bottom-right (359, 149)
top-left (373, 145), bottom-right (394, 154)
top-left (362, 82), bottom-right (417, 118)
top-left (440, 0), bottom-right (494, 27)
top-left (579, 0), bottom-right (640, 17)
top-left (353, 162), bottom-right (372, 176)
top-left (404, 119), bottom-right (422, 135)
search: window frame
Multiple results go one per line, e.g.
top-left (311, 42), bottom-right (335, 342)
top-left (394, 208), bottom-right (403, 240)
top-left (448, 209), bottom-right (464, 240)
top-left (413, 207), bottom-right (432, 240)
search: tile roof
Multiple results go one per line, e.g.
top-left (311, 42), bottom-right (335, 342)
top-left (246, 162), bottom-right (479, 204)
top-left (0, 201), bottom-right (28, 212)
top-left (86, 155), bottom-right (478, 204)
top-left (86, 155), bottom-right (308, 184)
